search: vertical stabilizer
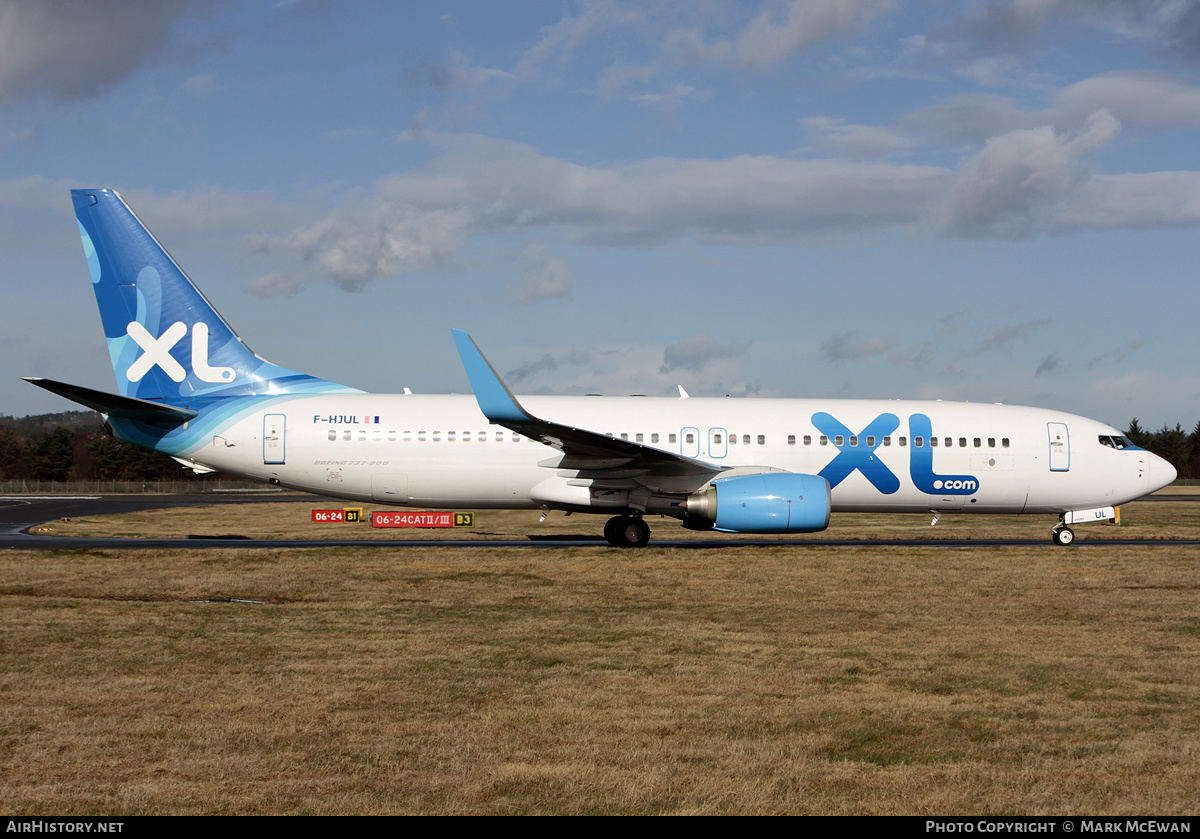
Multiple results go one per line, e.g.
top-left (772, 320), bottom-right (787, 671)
top-left (72, 189), bottom-right (356, 405)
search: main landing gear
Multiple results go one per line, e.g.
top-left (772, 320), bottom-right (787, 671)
top-left (604, 515), bottom-right (651, 548)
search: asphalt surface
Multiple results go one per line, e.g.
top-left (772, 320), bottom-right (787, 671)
top-left (3, 493), bottom-right (1198, 550)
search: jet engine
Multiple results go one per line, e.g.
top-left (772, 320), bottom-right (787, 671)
top-left (684, 473), bottom-right (830, 534)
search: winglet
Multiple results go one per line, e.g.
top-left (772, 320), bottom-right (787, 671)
top-left (451, 330), bottom-right (533, 424)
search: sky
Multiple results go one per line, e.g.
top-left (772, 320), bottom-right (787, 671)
top-left (1, 0), bottom-right (1198, 430)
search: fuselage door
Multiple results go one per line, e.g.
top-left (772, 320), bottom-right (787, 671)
top-left (681, 427), bottom-right (700, 458)
top-left (1048, 422), bottom-right (1069, 472)
top-left (264, 413), bottom-right (286, 464)
top-left (708, 427), bottom-right (728, 459)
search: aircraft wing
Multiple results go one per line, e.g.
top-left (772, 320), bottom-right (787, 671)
top-left (452, 330), bottom-right (718, 479)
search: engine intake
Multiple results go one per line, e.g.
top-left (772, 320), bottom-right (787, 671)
top-left (685, 473), bottom-right (830, 534)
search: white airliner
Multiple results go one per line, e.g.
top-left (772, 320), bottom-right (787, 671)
top-left (26, 189), bottom-right (1176, 546)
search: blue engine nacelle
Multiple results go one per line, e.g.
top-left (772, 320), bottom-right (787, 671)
top-left (684, 472), bottom-right (831, 534)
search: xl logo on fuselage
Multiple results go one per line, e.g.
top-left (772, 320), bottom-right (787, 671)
top-left (125, 321), bottom-right (235, 384)
top-left (812, 411), bottom-right (980, 496)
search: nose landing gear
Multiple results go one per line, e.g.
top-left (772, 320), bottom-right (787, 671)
top-left (1051, 524), bottom-right (1075, 546)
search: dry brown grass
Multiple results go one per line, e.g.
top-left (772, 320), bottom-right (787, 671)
top-left (3, 498), bottom-right (1199, 814)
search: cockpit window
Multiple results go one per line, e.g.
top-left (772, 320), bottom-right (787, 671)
top-left (1098, 435), bottom-right (1135, 449)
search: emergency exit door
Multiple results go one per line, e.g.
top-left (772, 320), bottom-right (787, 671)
top-left (264, 414), bottom-right (286, 464)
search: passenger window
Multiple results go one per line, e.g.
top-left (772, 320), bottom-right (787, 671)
top-left (729, 434), bottom-right (737, 445)
top-left (636, 433), bottom-right (644, 443)
top-left (621, 433), bottom-right (628, 440)
top-left (714, 434), bottom-right (722, 444)
top-left (787, 435), bottom-right (795, 446)
top-left (1002, 438), bottom-right (1010, 448)
top-left (343, 430), bottom-right (352, 441)
top-left (743, 435), bottom-right (751, 445)
top-left (835, 435), bottom-right (844, 446)
top-left (930, 437), bottom-right (938, 447)
top-left (447, 431), bottom-right (455, 441)
top-left (669, 433), bottom-right (677, 444)
top-left (883, 436), bottom-right (891, 446)
top-left (973, 438), bottom-right (980, 447)
top-left (899, 437), bottom-right (907, 447)
top-left (686, 433), bottom-right (695, 444)
top-left (944, 437), bottom-right (952, 448)
top-left (417, 431), bottom-right (426, 441)
top-left (988, 438), bottom-right (995, 447)
top-left (513, 433), bottom-right (521, 442)
top-left (803, 435), bottom-right (812, 446)
top-left (496, 432), bottom-right (504, 441)
top-left (757, 435), bottom-right (765, 445)
top-left (960, 437), bottom-right (967, 448)
top-left (651, 433), bottom-right (659, 443)
top-left (327, 430), bottom-right (336, 441)
top-left (866, 436), bottom-right (875, 447)
top-left (820, 435), bottom-right (828, 446)
top-left (914, 437), bottom-right (923, 447)
top-left (850, 435), bottom-right (858, 447)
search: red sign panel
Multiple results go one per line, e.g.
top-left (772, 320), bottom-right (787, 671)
top-left (372, 511), bottom-right (455, 528)
top-left (312, 509), bottom-right (346, 523)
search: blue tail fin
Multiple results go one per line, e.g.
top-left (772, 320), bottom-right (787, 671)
top-left (72, 189), bottom-right (356, 406)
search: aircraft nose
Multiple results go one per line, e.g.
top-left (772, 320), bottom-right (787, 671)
top-left (1148, 452), bottom-right (1177, 493)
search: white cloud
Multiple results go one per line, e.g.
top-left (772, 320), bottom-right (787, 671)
top-left (801, 116), bottom-right (919, 159)
top-left (505, 243), bottom-right (575, 304)
top-left (910, 71), bottom-right (1200, 143)
top-left (665, 0), bottom-right (892, 70)
top-left (182, 72), bottom-right (217, 98)
top-left (1055, 71), bottom-right (1200, 130)
top-left (963, 320), bottom-right (1051, 357)
top-left (241, 133), bottom-right (949, 295)
top-left (0, 0), bottom-right (191, 105)
top-left (932, 108), bottom-right (1125, 238)
top-left (222, 110), bottom-right (1200, 294)
top-left (820, 330), bottom-right (894, 362)
top-left (627, 81), bottom-right (712, 118)
top-left (514, 0), bottom-right (644, 80)
top-left (660, 333), bottom-right (750, 373)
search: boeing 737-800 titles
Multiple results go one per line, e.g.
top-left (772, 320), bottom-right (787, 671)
top-left (26, 190), bottom-right (1177, 546)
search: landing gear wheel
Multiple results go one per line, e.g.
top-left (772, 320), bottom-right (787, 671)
top-left (603, 515), bottom-right (624, 546)
top-left (1052, 526), bottom-right (1075, 546)
top-left (604, 515), bottom-right (651, 548)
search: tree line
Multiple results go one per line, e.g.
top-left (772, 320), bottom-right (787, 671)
top-left (0, 413), bottom-right (189, 482)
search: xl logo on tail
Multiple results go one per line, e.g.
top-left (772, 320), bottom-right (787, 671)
top-left (125, 321), bottom-right (235, 384)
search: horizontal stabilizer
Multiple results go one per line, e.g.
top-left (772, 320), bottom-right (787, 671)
top-left (23, 377), bottom-right (198, 423)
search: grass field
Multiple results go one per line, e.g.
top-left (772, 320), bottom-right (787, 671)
top-left (2, 495), bottom-right (1199, 814)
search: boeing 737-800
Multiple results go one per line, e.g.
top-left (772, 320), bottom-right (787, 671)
top-left (26, 189), bottom-right (1177, 546)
